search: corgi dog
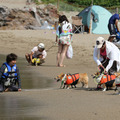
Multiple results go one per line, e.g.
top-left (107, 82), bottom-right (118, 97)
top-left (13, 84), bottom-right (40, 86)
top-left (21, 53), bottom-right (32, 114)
top-left (92, 72), bottom-right (120, 91)
top-left (55, 73), bottom-right (89, 89)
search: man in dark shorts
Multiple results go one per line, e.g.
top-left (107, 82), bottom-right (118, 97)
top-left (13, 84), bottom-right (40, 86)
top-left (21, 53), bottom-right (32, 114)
top-left (108, 13), bottom-right (120, 42)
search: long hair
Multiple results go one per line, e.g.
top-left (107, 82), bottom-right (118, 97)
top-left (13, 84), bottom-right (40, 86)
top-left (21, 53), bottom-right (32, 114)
top-left (58, 15), bottom-right (69, 34)
top-left (59, 15), bottom-right (69, 23)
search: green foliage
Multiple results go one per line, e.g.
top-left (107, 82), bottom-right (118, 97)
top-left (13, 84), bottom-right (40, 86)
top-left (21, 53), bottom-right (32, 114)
top-left (66, 0), bottom-right (120, 7)
top-left (39, 0), bottom-right (120, 9)
top-left (41, 0), bottom-right (55, 4)
top-left (40, 0), bottom-right (83, 12)
top-left (33, 0), bottom-right (40, 5)
top-left (59, 1), bottom-right (83, 11)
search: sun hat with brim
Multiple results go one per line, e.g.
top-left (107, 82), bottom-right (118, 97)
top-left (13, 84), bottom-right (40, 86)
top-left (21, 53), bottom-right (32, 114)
top-left (96, 37), bottom-right (105, 48)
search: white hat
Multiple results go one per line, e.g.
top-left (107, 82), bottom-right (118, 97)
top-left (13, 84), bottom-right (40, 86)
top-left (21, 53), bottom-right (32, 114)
top-left (96, 37), bottom-right (105, 48)
top-left (38, 43), bottom-right (45, 49)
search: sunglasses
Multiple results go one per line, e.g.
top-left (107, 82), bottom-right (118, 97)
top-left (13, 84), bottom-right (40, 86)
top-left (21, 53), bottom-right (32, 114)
top-left (96, 41), bottom-right (105, 48)
top-left (96, 41), bottom-right (100, 45)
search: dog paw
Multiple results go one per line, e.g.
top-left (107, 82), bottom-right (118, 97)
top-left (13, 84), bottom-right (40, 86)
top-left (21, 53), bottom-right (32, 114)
top-left (102, 88), bottom-right (107, 91)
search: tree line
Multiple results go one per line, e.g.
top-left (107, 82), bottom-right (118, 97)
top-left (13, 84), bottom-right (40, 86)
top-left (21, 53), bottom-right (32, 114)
top-left (64, 0), bottom-right (120, 7)
top-left (40, 0), bottom-right (120, 7)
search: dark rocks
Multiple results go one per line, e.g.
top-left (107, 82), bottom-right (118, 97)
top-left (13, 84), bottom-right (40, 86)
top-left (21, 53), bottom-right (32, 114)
top-left (0, 4), bottom-right (60, 30)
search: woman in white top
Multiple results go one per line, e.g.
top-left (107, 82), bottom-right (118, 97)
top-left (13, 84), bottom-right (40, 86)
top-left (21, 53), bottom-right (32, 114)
top-left (93, 37), bottom-right (120, 75)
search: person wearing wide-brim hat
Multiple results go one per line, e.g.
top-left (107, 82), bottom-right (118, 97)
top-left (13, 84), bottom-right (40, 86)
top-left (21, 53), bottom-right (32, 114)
top-left (93, 37), bottom-right (120, 75)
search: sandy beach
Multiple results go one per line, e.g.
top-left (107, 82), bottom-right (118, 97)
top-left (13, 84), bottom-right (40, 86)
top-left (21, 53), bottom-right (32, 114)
top-left (0, 1), bottom-right (120, 120)
top-left (1, 30), bottom-right (120, 120)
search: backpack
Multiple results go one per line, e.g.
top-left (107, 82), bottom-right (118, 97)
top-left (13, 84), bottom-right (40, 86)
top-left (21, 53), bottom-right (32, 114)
top-left (59, 21), bottom-right (72, 35)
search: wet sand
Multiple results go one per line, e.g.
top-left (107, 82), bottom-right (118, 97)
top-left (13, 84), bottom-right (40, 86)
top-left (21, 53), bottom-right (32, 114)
top-left (1, 1), bottom-right (120, 120)
top-left (0, 54), bottom-right (53, 89)
top-left (0, 30), bottom-right (120, 120)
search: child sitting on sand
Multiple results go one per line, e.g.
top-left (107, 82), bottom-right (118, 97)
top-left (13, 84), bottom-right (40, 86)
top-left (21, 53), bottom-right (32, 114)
top-left (0, 53), bottom-right (21, 92)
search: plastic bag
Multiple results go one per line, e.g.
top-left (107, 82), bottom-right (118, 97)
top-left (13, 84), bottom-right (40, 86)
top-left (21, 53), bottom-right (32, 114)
top-left (66, 44), bottom-right (73, 59)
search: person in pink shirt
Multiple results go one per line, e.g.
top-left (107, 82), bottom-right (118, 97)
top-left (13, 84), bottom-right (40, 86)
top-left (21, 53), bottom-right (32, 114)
top-left (93, 37), bottom-right (120, 75)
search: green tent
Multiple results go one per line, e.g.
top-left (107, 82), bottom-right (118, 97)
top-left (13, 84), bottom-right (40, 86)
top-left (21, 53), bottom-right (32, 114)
top-left (78, 5), bottom-right (112, 34)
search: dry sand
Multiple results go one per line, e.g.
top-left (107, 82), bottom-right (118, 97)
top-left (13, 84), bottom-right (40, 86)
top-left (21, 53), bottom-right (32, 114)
top-left (1, 1), bottom-right (120, 120)
top-left (0, 0), bottom-right (27, 8)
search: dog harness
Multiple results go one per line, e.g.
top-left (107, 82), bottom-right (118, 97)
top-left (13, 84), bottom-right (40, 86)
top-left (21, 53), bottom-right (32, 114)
top-left (65, 73), bottom-right (79, 85)
top-left (100, 74), bottom-right (116, 84)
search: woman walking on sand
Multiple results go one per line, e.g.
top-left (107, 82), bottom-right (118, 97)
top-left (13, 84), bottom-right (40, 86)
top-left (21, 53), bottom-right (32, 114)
top-left (56, 15), bottom-right (73, 67)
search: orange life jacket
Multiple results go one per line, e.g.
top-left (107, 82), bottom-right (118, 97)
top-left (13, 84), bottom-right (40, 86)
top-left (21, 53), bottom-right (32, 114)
top-left (65, 73), bottom-right (79, 85)
top-left (100, 75), bottom-right (116, 84)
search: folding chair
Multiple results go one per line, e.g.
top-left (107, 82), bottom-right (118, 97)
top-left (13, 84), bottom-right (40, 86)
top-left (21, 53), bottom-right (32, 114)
top-left (72, 16), bottom-right (84, 33)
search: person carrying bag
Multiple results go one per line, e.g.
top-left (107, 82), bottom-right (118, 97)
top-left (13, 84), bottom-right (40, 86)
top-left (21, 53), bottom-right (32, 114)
top-left (56, 15), bottom-right (73, 67)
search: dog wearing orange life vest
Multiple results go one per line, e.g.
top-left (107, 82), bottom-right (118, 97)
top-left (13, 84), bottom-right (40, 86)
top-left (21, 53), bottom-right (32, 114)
top-left (92, 72), bottom-right (120, 91)
top-left (55, 73), bottom-right (89, 89)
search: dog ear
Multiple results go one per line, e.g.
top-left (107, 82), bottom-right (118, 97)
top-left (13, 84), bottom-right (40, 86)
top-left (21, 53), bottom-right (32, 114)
top-left (59, 73), bottom-right (65, 78)
top-left (57, 73), bottom-right (63, 78)
top-left (96, 71), bottom-right (100, 75)
top-left (60, 73), bottom-right (64, 75)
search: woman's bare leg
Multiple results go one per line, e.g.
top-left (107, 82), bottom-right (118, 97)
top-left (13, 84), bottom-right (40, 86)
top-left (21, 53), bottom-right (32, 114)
top-left (57, 44), bottom-right (62, 66)
top-left (59, 44), bottom-right (69, 67)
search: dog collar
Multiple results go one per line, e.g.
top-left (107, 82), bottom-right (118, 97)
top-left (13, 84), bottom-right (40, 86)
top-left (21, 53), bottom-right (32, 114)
top-left (60, 74), bottom-right (66, 88)
top-left (62, 74), bottom-right (66, 81)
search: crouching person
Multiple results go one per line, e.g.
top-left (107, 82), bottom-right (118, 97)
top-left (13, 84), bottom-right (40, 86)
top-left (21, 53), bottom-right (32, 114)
top-left (25, 43), bottom-right (47, 66)
top-left (0, 53), bottom-right (21, 92)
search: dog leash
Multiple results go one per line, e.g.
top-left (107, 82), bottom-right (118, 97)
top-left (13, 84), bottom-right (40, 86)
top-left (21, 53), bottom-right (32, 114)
top-left (46, 42), bottom-right (57, 52)
top-left (115, 73), bottom-right (120, 78)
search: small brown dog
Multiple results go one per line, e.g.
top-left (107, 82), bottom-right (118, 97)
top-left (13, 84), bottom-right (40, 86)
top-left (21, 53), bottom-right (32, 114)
top-left (55, 73), bottom-right (89, 89)
top-left (92, 72), bottom-right (120, 91)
